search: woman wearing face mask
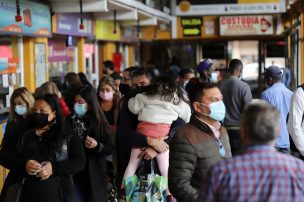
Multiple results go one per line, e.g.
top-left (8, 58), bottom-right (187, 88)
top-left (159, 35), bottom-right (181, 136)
top-left (97, 76), bottom-right (121, 134)
top-left (97, 76), bottom-right (121, 200)
top-left (20, 94), bottom-right (85, 202)
top-left (0, 87), bottom-right (34, 202)
top-left (70, 86), bottom-right (113, 202)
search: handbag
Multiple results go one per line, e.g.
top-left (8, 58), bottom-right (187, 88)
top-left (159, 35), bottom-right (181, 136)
top-left (3, 178), bottom-right (25, 202)
top-left (123, 160), bottom-right (168, 202)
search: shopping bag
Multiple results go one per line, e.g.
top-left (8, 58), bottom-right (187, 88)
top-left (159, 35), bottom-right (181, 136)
top-left (123, 160), bottom-right (168, 202)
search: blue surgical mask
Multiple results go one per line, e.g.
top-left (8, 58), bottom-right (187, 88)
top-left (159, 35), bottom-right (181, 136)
top-left (15, 105), bottom-right (27, 116)
top-left (201, 100), bottom-right (226, 121)
top-left (74, 103), bottom-right (88, 117)
top-left (210, 72), bottom-right (218, 82)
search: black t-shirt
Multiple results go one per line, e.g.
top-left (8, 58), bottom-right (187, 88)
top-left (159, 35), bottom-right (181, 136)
top-left (103, 107), bottom-right (115, 126)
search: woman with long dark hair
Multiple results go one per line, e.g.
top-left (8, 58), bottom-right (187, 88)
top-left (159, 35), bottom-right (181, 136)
top-left (20, 94), bottom-right (85, 202)
top-left (70, 86), bottom-right (113, 202)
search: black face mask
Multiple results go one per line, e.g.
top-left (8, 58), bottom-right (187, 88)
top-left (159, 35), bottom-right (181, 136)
top-left (119, 83), bottom-right (130, 95)
top-left (30, 112), bottom-right (51, 129)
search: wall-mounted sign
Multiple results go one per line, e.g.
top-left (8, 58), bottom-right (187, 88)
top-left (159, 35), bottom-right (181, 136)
top-left (220, 15), bottom-right (273, 36)
top-left (181, 16), bottom-right (202, 37)
top-left (35, 43), bottom-right (46, 87)
top-left (0, 0), bottom-right (51, 36)
top-left (54, 13), bottom-right (93, 37)
top-left (0, 58), bottom-right (18, 74)
top-left (121, 26), bottom-right (138, 43)
top-left (95, 20), bottom-right (121, 41)
top-left (48, 40), bottom-right (74, 63)
top-left (205, 21), bottom-right (215, 35)
top-left (176, 0), bottom-right (286, 16)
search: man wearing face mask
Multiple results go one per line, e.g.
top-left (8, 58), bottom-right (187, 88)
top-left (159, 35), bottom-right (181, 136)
top-left (197, 59), bottom-right (218, 83)
top-left (218, 59), bottom-right (252, 155)
top-left (261, 65), bottom-right (292, 154)
top-left (168, 82), bottom-right (232, 202)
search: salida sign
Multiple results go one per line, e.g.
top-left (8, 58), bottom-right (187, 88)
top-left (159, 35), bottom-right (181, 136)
top-left (181, 17), bottom-right (202, 37)
top-left (220, 15), bottom-right (273, 36)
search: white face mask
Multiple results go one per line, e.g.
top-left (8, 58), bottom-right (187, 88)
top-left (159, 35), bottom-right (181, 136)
top-left (183, 80), bottom-right (190, 89)
top-left (15, 105), bottom-right (27, 116)
top-left (210, 72), bottom-right (218, 82)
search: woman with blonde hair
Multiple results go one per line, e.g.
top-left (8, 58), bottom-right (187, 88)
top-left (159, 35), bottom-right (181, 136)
top-left (35, 81), bottom-right (71, 116)
top-left (0, 87), bottom-right (35, 201)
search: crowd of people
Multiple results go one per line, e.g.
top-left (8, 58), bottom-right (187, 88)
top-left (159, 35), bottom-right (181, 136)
top-left (0, 58), bottom-right (304, 202)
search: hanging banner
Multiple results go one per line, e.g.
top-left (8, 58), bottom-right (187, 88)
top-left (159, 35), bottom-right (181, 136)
top-left (220, 15), bottom-right (273, 36)
top-left (0, 0), bottom-right (51, 36)
top-left (95, 20), bottom-right (121, 41)
top-left (176, 0), bottom-right (286, 16)
top-left (54, 13), bottom-right (94, 37)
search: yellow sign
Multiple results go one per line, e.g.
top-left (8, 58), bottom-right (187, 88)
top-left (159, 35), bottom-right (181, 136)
top-left (181, 18), bottom-right (202, 26)
top-left (183, 28), bottom-right (200, 36)
top-left (95, 20), bottom-right (121, 41)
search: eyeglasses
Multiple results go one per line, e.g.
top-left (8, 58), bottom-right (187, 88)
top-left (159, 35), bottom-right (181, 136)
top-left (214, 138), bottom-right (226, 158)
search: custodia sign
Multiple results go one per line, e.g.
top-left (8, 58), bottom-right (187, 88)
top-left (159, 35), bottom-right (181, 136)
top-left (0, 0), bottom-right (51, 36)
top-left (220, 15), bottom-right (273, 36)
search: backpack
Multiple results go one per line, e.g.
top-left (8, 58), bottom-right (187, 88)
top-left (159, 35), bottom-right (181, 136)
top-left (288, 85), bottom-right (304, 160)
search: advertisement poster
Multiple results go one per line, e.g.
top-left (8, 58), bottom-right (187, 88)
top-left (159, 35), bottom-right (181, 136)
top-left (96, 20), bottom-right (121, 41)
top-left (176, 0), bottom-right (286, 15)
top-left (35, 43), bottom-right (46, 87)
top-left (220, 15), bottom-right (273, 36)
top-left (48, 40), bottom-right (74, 63)
top-left (0, 0), bottom-right (51, 36)
top-left (54, 13), bottom-right (93, 37)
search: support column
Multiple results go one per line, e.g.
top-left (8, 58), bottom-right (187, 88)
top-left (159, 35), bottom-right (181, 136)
top-left (23, 37), bottom-right (35, 92)
top-left (78, 37), bottom-right (85, 73)
top-left (301, 12), bottom-right (304, 84)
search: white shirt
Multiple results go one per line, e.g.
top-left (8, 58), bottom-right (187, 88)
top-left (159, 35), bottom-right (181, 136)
top-left (128, 93), bottom-right (191, 124)
top-left (287, 87), bottom-right (304, 156)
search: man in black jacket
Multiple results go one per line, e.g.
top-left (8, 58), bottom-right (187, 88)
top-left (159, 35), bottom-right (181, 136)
top-left (169, 82), bottom-right (232, 202)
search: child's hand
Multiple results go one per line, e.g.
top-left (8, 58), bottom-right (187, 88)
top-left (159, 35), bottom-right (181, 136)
top-left (139, 147), bottom-right (158, 160)
top-left (147, 137), bottom-right (169, 153)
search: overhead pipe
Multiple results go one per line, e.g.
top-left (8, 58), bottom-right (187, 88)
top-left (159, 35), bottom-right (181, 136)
top-left (79, 0), bottom-right (84, 30)
top-left (15, 0), bottom-right (22, 22)
top-left (113, 10), bottom-right (117, 34)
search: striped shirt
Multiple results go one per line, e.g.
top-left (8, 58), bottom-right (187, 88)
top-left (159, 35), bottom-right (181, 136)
top-left (197, 145), bottom-right (304, 202)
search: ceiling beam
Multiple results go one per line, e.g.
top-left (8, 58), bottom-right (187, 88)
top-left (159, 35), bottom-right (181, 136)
top-left (51, 0), bottom-right (108, 13)
top-left (94, 10), bottom-right (137, 20)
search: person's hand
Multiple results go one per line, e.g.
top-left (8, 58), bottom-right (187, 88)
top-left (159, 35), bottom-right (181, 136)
top-left (85, 136), bottom-right (98, 149)
top-left (146, 137), bottom-right (169, 153)
top-left (139, 147), bottom-right (158, 160)
top-left (38, 162), bottom-right (53, 180)
top-left (26, 160), bottom-right (42, 175)
top-left (57, 91), bottom-right (62, 98)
